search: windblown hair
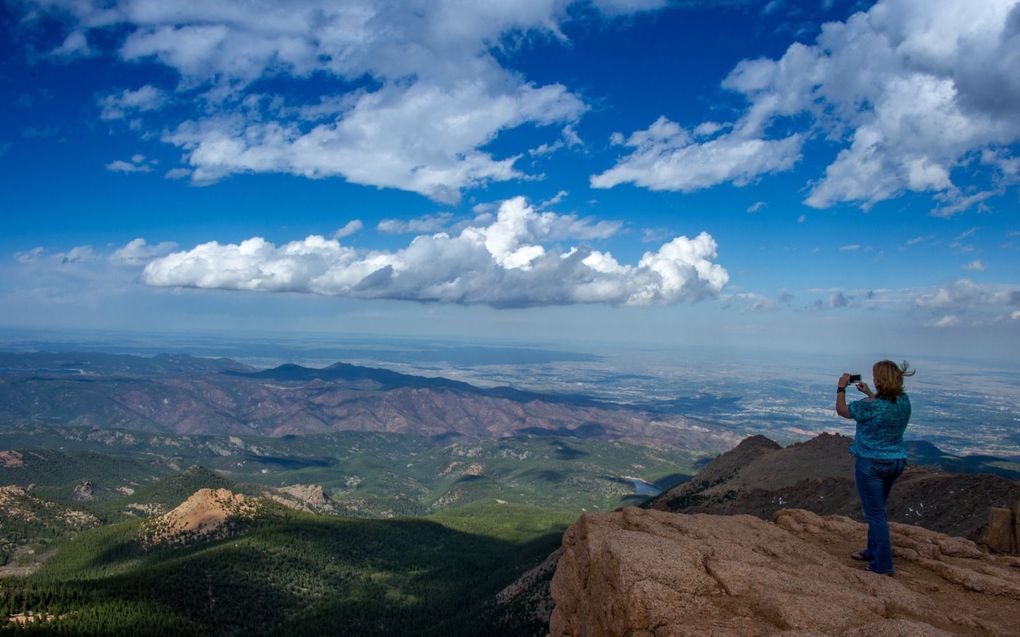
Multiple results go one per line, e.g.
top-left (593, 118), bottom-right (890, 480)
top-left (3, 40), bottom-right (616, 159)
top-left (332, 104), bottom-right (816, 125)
top-left (873, 360), bottom-right (914, 402)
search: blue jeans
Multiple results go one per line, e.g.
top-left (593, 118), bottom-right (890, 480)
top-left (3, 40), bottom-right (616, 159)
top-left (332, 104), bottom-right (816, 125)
top-left (854, 457), bottom-right (905, 574)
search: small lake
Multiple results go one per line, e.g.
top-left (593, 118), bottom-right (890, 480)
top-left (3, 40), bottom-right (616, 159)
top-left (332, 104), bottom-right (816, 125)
top-left (628, 478), bottom-right (662, 496)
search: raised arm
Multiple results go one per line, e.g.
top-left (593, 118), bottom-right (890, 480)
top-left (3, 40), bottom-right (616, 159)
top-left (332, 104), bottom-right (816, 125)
top-left (836, 372), bottom-right (852, 419)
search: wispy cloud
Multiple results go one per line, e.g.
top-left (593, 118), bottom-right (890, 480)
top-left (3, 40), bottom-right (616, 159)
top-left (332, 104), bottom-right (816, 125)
top-left (111, 239), bottom-right (178, 266)
top-left (51, 30), bottom-right (92, 59)
top-left (106, 154), bottom-right (157, 173)
top-left (591, 116), bottom-right (801, 193)
top-left (929, 314), bottom-right (961, 328)
top-left (332, 220), bottom-right (363, 239)
top-left (954, 228), bottom-right (979, 241)
top-left (98, 85), bottom-right (167, 121)
top-left (539, 190), bottom-right (569, 208)
top-left (378, 213), bottom-right (456, 235)
top-left (719, 291), bottom-right (780, 312)
top-left (529, 126), bottom-right (584, 157)
top-left (904, 234), bottom-right (934, 247)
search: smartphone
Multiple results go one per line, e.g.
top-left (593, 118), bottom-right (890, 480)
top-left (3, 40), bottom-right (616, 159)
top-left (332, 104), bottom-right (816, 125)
top-left (848, 374), bottom-right (861, 384)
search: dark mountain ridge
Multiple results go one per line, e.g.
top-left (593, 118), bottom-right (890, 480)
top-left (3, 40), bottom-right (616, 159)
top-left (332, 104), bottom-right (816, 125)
top-left (646, 432), bottom-right (1020, 542)
top-left (232, 361), bottom-right (601, 406)
top-left (0, 352), bottom-right (734, 450)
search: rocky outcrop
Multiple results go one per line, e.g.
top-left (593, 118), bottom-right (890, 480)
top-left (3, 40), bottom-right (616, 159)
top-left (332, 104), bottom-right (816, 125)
top-left (142, 488), bottom-right (259, 546)
top-left (549, 507), bottom-right (1020, 637)
top-left (268, 483), bottom-right (336, 514)
top-left (496, 548), bottom-right (562, 625)
top-left (72, 481), bottom-right (94, 502)
top-left (648, 433), bottom-right (1020, 544)
top-left (981, 498), bottom-right (1020, 554)
top-left (276, 483), bottom-right (329, 506)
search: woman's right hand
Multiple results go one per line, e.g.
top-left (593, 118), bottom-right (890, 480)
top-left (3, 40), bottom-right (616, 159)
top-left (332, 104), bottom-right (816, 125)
top-left (856, 382), bottom-right (874, 398)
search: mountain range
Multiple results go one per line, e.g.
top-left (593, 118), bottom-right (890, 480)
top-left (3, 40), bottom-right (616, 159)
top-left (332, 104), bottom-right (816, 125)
top-left (0, 352), bottom-right (736, 451)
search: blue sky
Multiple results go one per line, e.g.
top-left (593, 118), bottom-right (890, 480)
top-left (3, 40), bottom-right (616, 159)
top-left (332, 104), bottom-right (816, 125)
top-left (1, 0), bottom-right (1019, 361)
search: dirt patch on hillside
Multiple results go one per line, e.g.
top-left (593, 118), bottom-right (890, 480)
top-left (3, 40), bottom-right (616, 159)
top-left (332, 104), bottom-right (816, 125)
top-left (143, 488), bottom-right (259, 546)
top-left (0, 451), bottom-right (23, 468)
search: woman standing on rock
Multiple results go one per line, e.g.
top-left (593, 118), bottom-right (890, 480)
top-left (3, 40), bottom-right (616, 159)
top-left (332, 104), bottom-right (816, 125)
top-left (836, 360), bottom-right (914, 575)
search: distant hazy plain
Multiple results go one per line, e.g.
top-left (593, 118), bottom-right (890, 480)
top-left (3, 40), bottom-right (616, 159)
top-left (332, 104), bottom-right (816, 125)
top-left (2, 328), bottom-right (1016, 458)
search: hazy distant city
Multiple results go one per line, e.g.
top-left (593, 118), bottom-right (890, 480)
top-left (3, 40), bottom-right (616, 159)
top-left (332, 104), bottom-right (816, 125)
top-left (5, 328), bottom-right (1016, 458)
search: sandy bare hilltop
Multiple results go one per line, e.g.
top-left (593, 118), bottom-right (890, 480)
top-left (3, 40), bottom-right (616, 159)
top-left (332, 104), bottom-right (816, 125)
top-left (549, 507), bottom-right (1020, 637)
top-left (143, 488), bottom-right (259, 546)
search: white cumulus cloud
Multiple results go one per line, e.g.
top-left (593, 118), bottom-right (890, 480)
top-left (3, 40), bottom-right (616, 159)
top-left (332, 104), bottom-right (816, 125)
top-left (141, 197), bottom-right (728, 308)
top-left (592, 0), bottom-right (1020, 214)
top-left (26, 0), bottom-right (618, 202)
top-left (163, 79), bottom-right (584, 203)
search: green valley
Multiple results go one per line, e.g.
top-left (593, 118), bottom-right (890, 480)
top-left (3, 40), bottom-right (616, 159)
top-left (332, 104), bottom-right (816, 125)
top-left (0, 424), bottom-right (699, 634)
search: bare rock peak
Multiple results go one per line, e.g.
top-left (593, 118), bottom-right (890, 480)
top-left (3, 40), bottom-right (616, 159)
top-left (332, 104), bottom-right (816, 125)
top-left (549, 507), bottom-right (1020, 637)
top-left (142, 487), bottom-right (258, 546)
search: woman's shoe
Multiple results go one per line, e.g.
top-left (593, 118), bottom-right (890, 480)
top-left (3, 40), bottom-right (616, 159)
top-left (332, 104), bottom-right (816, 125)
top-left (850, 550), bottom-right (869, 561)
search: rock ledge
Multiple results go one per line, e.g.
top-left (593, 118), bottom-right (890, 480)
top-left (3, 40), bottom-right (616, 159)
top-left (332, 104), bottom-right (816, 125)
top-left (549, 507), bottom-right (1020, 636)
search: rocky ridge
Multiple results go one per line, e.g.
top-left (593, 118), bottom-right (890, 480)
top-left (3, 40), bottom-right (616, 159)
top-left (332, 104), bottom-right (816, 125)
top-left (268, 483), bottom-right (337, 514)
top-left (549, 506), bottom-right (1020, 636)
top-left (647, 432), bottom-right (1020, 543)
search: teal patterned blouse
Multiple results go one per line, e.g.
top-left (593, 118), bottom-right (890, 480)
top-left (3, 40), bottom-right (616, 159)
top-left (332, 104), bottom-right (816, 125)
top-left (848, 394), bottom-right (911, 460)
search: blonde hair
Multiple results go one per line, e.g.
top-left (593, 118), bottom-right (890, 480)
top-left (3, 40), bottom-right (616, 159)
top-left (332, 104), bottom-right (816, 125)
top-left (873, 360), bottom-right (915, 402)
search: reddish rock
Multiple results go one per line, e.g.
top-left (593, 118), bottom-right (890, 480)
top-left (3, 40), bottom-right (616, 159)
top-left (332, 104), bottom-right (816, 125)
top-left (1012, 497), bottom-right (1020, 554)
top-left (981, 507), bottom-right (1014, 553)
top-left (143, 488), bottom-right (258, 546)
top-left (549, 507), bottom-right (1020, 637)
